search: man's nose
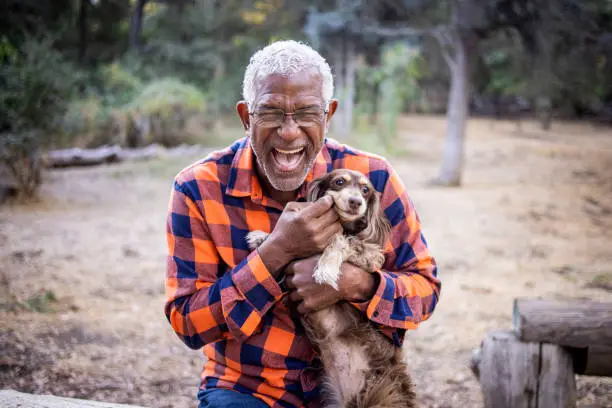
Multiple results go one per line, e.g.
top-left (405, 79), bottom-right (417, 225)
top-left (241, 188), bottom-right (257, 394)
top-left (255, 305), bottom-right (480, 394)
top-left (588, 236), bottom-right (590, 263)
top-left (348, 197), bottom-right (362, 210)
top-left (277, 116), bottom-right (302, 141)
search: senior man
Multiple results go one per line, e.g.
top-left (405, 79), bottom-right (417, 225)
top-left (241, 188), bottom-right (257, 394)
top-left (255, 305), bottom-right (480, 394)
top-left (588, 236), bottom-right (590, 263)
top-left (165, 40), bottom-right (440, 408)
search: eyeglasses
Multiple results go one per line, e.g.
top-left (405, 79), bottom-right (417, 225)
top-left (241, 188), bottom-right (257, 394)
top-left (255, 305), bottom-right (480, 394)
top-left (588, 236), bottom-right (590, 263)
top-left (249, 108), bottom-right (328, 128)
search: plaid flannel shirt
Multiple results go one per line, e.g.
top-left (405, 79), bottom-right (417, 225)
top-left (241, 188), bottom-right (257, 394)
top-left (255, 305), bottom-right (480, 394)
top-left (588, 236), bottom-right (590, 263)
top-left (165, 137), bottom-right (440, 407)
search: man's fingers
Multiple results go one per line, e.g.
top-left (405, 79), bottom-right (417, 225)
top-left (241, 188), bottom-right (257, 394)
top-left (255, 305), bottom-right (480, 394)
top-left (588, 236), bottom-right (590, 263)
top-left (319, 221), bottom-right (343, 245)
top-left (312, 206), bottom-right (339, 229)
top-left (301, 196), bottom-right (334, 218)
top-left (285, 201), bottom-right (310, 212)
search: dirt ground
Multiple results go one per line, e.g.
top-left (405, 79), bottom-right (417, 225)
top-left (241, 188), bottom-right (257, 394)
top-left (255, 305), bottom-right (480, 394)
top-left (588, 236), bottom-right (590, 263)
top-left (1, 115), bottom-right (611, 408)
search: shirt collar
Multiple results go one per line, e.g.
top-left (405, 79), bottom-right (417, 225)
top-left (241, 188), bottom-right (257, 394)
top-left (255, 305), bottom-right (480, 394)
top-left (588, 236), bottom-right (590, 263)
top-left (225, 137), bottom-right (330, 205)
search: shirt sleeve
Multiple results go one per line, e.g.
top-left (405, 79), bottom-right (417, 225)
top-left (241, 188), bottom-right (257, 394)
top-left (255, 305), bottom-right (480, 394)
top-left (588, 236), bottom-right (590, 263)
top-left (165, 179), bottom-right (286, 349)
top-left (351, 163), bottom-right (441, 346)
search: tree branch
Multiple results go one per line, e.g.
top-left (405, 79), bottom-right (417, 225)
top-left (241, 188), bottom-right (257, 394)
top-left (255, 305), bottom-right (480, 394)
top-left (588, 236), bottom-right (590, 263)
top-left (433, 28), bottom-right (457, 70)
top-left (359, 25), bottom-right (428, 37)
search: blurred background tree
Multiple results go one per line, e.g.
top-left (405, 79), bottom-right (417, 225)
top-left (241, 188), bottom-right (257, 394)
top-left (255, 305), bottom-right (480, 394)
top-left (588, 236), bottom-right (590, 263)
top-left (1, 0), bottom-right (611, 196)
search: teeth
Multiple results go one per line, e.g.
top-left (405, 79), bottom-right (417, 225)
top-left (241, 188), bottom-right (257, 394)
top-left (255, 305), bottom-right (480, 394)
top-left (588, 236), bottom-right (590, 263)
top-left (275, 147), bottom-right (304, 154)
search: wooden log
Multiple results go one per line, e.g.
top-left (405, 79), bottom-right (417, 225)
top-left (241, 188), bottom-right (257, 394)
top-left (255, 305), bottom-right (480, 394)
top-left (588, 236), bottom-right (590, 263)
top-left (45, 146), bottom-right (123, 168)
top-left (570, 344), bottom-right (612, 377)
top-left (513, 298), bottom-right (612, 376)
top-left (513, 298), bottom-right (612, 347)
top-left (43, 144), bottom-right (208, 168)
top-left (0, 389), bottom-right (146, 408)
top-left (478, 330), bottom-right (576, 408)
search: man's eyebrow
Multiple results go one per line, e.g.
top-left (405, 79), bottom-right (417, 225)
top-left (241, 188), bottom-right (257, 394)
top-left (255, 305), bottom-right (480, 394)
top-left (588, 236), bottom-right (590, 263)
top-left (296, 104), bottom-right (322, 110)
top-left (257, 104), bottom-right (283, 110)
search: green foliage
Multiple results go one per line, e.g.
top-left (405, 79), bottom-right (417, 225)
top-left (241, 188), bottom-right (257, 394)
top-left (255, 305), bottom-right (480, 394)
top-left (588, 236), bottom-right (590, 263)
top-left (355, 43), bottom-right (425, 146)
top-left (23, 290), bottom-right (58, 313)
top-left (99, 62), bottom-right (144, 106)
top-left (59, 96), bottom-right (121, 148)
top-left (478, 32), bottom-right (529, 98)
top-left (125, 78), bottom-right (207, 116)
top-left (588, 272), bottom-right (612, 291)
top-left (0, 36), bottom-right (78, 197)
top-left (0, 288), bottom-right (59, 313)
top-left (0, 36), bottom-right (77, 137)
top-left (134, 0), bottom-right (306, 113)
top-left (120, 78), bottom-right (209, 147)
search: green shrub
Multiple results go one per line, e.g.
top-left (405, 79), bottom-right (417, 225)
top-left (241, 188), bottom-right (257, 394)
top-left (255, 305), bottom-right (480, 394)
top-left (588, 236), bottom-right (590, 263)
top-left (121, 78), bottom-right (209, 147)
top-left (60, 97), bottom-right (130, 148)
top-left (99, 62), bottom-right (144, 107)
top-left (0, 36), bottom-right (77, 197)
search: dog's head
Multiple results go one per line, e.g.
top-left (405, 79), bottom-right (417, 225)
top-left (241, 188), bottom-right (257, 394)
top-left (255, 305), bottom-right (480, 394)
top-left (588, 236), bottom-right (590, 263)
top-left (307, 169), bottom-right (390, 244)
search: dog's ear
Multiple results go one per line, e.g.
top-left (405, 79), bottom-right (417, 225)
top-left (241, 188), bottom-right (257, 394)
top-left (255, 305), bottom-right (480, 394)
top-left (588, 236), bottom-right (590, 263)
top-left (307, 175), bottom-right (329, 202)
top-left (361, 190), bottom-right (391, 246)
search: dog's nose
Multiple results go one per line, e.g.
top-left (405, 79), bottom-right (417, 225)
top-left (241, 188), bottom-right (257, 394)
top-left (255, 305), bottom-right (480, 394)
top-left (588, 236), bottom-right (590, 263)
top-left (348, 197), bottom-right (362, 210)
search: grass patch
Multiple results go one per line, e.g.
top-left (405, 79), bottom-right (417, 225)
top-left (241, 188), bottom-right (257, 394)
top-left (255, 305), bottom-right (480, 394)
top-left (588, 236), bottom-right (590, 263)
top-left (1, 290), bottom-right (58, 313)
top-left (587, 273), bottom-right (612, 291)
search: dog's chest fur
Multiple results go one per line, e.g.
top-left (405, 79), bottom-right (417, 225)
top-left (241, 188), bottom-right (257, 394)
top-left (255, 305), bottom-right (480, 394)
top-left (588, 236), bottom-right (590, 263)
top-left (310, 306), bottom-right (370, 402)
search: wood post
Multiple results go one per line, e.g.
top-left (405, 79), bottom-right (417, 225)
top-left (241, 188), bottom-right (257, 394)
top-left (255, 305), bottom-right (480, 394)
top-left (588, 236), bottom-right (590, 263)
top-left (538, 343), bottom-right (577, 408)
top-left (473, 300), bottom-right (612, 407)
top-left (475, 330), bottom-right (576, 408)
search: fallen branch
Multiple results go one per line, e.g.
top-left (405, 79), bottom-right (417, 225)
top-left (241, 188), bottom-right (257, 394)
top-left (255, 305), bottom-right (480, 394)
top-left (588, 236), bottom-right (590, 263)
top-left (45, 145), bottom-right (124, 168)
top-left (44, 144), bottom-right (213, 168)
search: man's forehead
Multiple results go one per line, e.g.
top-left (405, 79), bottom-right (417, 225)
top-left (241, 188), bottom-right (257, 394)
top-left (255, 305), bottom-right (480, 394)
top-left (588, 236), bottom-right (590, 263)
top-left (253, 70), bottom-right (324, 106)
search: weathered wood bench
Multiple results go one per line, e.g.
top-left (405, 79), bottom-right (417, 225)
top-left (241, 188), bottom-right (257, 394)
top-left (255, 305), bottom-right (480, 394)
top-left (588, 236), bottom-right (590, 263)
top-left (0, 389), bottom-right (147, 408)
top-left (471, 299), bottom-right (612, 408)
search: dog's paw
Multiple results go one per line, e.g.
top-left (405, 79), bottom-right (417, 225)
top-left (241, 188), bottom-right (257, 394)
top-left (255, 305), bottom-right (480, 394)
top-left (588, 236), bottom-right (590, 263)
top-left (313, 263), bottom-right (340, 290)
top-left (246, 230), bottom-right (269, 250)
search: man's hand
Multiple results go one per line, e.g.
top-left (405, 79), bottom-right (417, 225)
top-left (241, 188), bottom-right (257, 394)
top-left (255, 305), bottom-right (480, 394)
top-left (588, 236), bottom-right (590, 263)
top-left (257, 196), bottom-right (342, 276)
top-left (285, 255), bottom-right (379, 314)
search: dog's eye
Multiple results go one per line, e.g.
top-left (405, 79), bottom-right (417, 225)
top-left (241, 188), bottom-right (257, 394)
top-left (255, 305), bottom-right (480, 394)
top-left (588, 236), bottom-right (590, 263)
top-left (361, 186), bottom-right (369, 194)
top-left (335, 179), bottom-right (345, 186)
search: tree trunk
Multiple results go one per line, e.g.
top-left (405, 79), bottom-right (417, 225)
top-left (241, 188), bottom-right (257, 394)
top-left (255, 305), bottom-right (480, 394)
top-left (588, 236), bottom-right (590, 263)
top-left (536, 96), bottom-right (552, 130)
top-left (436, 32), bottom-right (474, 186)
top-left (342, 37), bottom-right (357, 138)
top-left (78, 0), bottom-right (88, 63)
top-left (331, 38), bottom-right (346, 139)
top-left (129, 0), bottom-right (147, 51)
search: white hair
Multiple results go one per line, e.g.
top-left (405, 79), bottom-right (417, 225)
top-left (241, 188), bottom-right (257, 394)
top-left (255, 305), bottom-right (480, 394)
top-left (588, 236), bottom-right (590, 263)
top-left (242, 40), bottom-right (334, 109)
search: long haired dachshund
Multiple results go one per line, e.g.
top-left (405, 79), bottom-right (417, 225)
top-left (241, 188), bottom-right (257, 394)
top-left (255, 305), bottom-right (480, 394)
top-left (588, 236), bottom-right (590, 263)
top-left (248, 169), bottom-right (415, 408)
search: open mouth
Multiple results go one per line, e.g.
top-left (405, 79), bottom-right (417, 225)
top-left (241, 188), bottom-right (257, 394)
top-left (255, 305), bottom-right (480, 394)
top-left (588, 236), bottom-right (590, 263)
top-left (270, 147), bottom-right (306, 173)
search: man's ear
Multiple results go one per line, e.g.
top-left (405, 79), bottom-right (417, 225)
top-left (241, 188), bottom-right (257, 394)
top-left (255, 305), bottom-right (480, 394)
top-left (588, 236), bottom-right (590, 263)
top-left (324, 99), bottom-right (339, 131)
top-left (236, 101), bottom-right (250, 132)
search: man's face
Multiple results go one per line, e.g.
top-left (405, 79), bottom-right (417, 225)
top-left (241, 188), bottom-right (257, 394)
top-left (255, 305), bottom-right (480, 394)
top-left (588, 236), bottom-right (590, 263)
top-left (240, 69), bottom-right (336, 192)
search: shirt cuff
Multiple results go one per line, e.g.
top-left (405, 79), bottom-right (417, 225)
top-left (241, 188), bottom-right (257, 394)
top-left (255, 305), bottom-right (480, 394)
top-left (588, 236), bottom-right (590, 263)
top-left (354, 270), bottom-right (420, 330)
top-left (350, 269), bottom-right (384, 318)
top-left (231, 250), bottom-right (286, 314)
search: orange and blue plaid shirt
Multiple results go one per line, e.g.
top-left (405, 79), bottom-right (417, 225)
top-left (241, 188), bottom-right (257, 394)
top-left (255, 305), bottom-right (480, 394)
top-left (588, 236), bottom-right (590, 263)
top-left (165, 137), bottom-right (440, 407)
